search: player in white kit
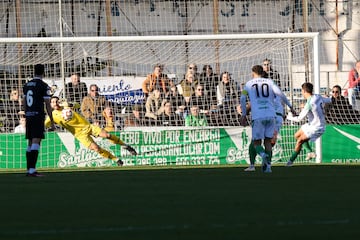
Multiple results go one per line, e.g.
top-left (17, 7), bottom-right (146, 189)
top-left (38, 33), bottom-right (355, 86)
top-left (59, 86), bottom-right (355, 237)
top-left (240, 65), bottom-right (294, 173)
top-left (245, 93), bottom-right (294, 172)
top-left (286, 82), bottom-right (332, 166)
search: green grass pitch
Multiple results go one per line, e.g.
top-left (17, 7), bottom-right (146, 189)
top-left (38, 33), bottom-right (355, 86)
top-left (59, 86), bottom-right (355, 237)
top-left (0, 165), bottom-right (359, 240)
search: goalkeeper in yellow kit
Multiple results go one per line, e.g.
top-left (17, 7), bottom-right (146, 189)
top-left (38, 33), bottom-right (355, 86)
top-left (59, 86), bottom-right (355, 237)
top-left (45, 96), bottom-right (137, 166)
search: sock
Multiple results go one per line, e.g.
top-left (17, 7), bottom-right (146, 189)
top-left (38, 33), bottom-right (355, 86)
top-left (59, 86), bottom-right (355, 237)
top-left (303, 141), bottom-right (312, 152)
top-left (265, 150), bottom-right (272, 164)
top-left (27, 151), bottom-right (36, 170)
top-left (108, 134), bottom-right (125, 145)
top-left (30, 144), bottom-right (40, 170)
top-left (32, 150), bottom-right (39, 168)
top-left (289, 151), bottom-right (300, 162)
top-left (249, 142), bottom-right (256, 165)
top-left (26, 146), bottom-right (31, 171)
top-left (98, 147), bottom-right (117, 161)
top-left (255, 145), bottom-right (266, 157)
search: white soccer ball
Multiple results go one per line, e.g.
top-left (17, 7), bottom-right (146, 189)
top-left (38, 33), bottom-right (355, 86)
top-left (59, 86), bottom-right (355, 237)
top-left (61, 108), bottom-right (73, 121)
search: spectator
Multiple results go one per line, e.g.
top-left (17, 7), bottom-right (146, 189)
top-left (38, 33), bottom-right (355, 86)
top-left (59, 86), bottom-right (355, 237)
top-left (185, 63), bottom-right (200, 81)
top-left (199, 64), bottom-right (219, 105)
top-left (189, 84), bottom-right (213, 115)
top-left (190, 84), bottom-right (220, 126)
top-left (216, 71), bottom-right (241, 126)
top-left (124, 104), bottom-right (151, 127)
top-left (347, 60), bottom-right (360, 107)
top-left (7, 89), bottom-right (22, 131)
top-left (185, 105), bottom-right (208, 127)
top-left (14, 114), bottom-right (26, 133)
top-left (101, 106), bottom-right (122, 132)
top-left (262, 58), bottom-right (282, 89)
top-left (166, 85), bottom-right (187, 117)
top-left (81, 84), bottom-right (109, 125)
top-left (177, 72), bottom-right (198, 103)
top-left (144, 88), bottom-right (166, 122)
top-left (10, 89), bottom-right (21, 103)
top-left (158, 100), bottom-right (184, 126)
top-left (142, 64), bottom-right (173, 98)
top-left (325, 85), bottom-right (360, 124)
top-left (65, 73), bottom-right (88, 104)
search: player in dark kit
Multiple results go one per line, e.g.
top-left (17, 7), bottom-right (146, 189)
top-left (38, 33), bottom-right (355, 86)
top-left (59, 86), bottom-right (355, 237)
top-left (23, 64), bottom-right (55, 177)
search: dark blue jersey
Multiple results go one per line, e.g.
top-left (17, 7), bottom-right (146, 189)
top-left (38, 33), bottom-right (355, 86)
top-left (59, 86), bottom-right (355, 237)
top-left (23, 78), bottom-right (52, 117)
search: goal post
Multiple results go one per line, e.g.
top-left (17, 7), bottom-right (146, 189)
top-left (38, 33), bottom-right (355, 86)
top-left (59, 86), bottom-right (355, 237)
top-left (0, 32), bottom-right (324, 168)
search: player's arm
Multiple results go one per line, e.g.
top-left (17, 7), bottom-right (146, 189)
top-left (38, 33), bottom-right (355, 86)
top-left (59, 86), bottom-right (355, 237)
top-left (240, 90), bottom-right (248, 118)
top-left (273, 84), bottom-right (296, 114)
top-left (44, 115), bottom-right (51, 128)
top-left (44, 97), bottom-right (56, 130)
top-left (21, 94), bottom-right (26, 111)
top-left (287, 103), bottom-right (309, 122)
top-left (239, 90), bottom-right (249, 126)
top-left (348, 69), bottom-right (356, 84)
top-left (68, 102), bottom-right (81, 109)
top-left (322, 96), bottom-right (332, 104)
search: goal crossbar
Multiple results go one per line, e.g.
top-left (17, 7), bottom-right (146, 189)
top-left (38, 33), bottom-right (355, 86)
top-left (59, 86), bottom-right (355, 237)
top-left (0, 33), bottom-right (319, 43)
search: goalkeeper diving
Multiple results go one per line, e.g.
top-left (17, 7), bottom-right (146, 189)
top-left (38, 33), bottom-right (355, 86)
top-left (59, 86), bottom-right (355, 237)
top-left (45, 96), bottom-right (137, 166)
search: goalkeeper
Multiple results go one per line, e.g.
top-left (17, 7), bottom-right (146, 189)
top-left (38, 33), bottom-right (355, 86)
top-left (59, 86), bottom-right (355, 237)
top-left (45, 96), bottom-right (137, 166)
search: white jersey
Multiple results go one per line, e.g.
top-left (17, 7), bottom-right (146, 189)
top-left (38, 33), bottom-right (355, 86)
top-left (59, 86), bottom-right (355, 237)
top-left (288, 94), bottom-right (331, 129)
top-left (241, 77), bottom-right (291, 120)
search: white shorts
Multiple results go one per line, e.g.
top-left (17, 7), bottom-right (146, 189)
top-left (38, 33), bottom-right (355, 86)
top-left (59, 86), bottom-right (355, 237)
top-left (251, 117), bottom-right (275, 141)
top-left (301, 124), bottom-right (325, 142)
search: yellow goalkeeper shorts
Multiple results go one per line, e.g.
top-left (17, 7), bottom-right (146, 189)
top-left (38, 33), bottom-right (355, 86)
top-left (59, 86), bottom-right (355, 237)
top-left (75, 124), bottom-right (102, 148)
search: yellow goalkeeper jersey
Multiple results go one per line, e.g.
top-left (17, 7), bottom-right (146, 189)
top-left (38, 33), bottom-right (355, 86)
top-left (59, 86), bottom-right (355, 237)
top-left (45, 108), bottom-right (91, 136)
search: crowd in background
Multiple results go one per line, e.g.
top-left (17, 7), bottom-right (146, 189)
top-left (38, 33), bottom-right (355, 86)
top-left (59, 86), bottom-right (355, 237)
top-left (0, 60), bottom-right (359, 133)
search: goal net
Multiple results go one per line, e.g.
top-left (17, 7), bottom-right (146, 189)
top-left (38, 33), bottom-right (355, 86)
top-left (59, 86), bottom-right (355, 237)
top-left (0, 33), bottom-right (329, 168)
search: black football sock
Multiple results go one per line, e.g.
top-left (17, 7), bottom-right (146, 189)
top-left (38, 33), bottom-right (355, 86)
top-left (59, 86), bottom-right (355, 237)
top-left (26, 151), bottom-right (31, 170)
top-left (32, 150), bottom-right (39, 169)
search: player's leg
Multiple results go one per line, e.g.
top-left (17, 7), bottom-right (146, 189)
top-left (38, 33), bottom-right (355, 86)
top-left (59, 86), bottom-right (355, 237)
top-left (272, 115), bottom-right (282, 147)
top-left (303, 141), bottom-right (316, 160)
top-left (251, 119), bottom-right (267, 159)
top-left (244, 141), bottom-right (256, 171)
top-left (25, 116), bottom-right (45, 176)
top-left (26, 140), bottom-right (31, 171)
top-left (252, 139), bottom-right (270, 172)
top-left (88, 141), bottom-right (124, 166)
top-left (97, 128), bottom-right (137, 156)
top-left (303, 141), bottom-right (312, 152)
top-left (251, 118), bottom-right (272, 172)
top-left (88, 142), bottom-right (115, 159)
top-left (261, 118), bottom-right (275, 172)
top-left (99, 129), bottom-right (125, 145)
top-left (287, 128), bottom-right (309, 166)
top-left (26, 138), bottom-right (42, 176)
top-left (79, 134), bottom-right (123, 166)
top-left (263, 138), bottom-right (273, 173)
top-left (271, 130), bottom-right (278, 147)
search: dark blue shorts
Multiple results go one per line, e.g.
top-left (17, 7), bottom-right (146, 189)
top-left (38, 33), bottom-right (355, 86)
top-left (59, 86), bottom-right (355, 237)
top-left (25, 115), bottom-right (45, 140)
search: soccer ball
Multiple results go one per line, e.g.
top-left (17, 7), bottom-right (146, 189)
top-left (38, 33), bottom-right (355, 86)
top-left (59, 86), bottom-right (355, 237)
top-left (61, 108), bottom-right (73, 121)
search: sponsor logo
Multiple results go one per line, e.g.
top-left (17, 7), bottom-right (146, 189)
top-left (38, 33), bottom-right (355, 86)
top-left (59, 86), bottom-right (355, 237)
top-left (333, 127), bottom-right (360, 150)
